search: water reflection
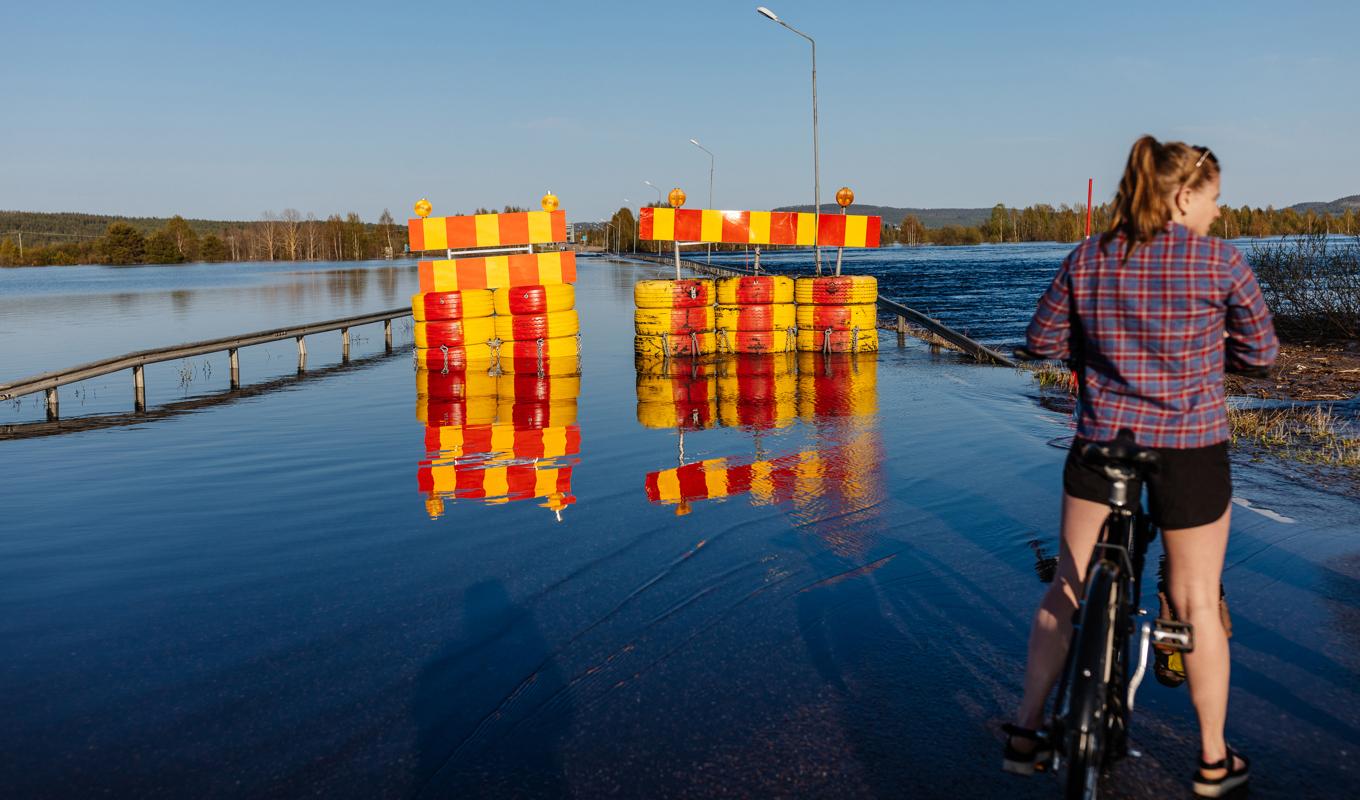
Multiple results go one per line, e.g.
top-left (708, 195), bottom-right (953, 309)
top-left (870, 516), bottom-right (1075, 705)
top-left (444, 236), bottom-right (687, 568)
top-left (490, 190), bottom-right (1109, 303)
top-left (636, 352), bottom-right (883, 527)
top-left (416, 368), bottom-right (579, 520)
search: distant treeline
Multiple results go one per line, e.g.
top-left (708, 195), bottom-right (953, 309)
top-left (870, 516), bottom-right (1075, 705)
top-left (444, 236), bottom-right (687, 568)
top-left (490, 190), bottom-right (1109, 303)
top-left (0, 210), bottom-right (407, 266)
top-left (888, 202), bottom-right (1360, 246)
top-left (583, 202), bottom-right (1360, 253)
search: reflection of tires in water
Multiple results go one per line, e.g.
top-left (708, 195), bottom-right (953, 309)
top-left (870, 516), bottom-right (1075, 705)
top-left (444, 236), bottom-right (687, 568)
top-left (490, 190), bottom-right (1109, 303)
top-left (1063, 564), bottom-right (1119, 800)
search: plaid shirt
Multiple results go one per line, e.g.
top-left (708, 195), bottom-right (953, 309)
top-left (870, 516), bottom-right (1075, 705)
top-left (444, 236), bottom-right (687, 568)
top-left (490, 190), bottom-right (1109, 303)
top-left (1026, 222), bottom-right (1278, 448)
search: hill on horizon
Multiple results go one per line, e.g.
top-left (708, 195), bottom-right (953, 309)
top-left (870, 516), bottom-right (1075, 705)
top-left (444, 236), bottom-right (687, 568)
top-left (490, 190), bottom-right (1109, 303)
top-left (1287, 195), bottom-right (1360, 215)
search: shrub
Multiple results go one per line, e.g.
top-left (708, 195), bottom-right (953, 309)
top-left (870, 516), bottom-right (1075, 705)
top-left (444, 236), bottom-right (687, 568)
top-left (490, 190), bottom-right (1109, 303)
top-left (1249, 234), bottom-right (1360, 339)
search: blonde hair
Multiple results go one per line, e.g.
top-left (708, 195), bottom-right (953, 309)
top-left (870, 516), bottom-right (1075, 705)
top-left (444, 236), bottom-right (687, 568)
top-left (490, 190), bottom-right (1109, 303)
top-left (1101, 135), bottom-right (1219, 259)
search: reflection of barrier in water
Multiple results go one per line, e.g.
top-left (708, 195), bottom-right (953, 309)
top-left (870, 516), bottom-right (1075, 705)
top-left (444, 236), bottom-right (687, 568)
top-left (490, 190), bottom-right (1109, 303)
top-left (418, 370), bottom-right (579, 521)
top-left (637, 351), bottom-right (881, 531)
top-left (410, 195), bottom-right (581, 521)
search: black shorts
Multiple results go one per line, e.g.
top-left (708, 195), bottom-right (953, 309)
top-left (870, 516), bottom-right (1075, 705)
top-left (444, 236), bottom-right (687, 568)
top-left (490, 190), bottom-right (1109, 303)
top-left (1063, 438), bottom-right (1232, 529)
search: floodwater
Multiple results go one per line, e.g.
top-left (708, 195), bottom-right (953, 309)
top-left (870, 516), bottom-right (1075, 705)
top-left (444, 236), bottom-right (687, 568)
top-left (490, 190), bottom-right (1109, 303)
top-left (1, 253), bottom-right (1357, 798)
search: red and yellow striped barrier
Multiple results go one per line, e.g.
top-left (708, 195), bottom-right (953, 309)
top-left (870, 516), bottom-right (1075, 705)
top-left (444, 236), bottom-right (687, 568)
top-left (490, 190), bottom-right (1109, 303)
top-left (408, 209), bottom-right (568, 252)
top-left (639, 207), bottom-right (881, 248)
top-left (418, 251), bottom-right (576, 293)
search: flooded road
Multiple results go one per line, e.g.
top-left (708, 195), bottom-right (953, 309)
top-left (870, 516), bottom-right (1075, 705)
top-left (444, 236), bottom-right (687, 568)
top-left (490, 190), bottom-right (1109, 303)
top-left (1, 256), bottom-right (1356, 797)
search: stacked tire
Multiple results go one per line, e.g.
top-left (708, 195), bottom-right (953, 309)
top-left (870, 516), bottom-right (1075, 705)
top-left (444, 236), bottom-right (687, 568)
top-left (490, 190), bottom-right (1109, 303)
top-left (412, 289), bottom-right (499, 369)
top-left (793, 276), bottom-right (879, 353)
top-left (714, 275), bottom-right (796, 355)
top-left (634, 279), bottom-right (717, 358)
top-left (492, 283), bottom-right (581, 376)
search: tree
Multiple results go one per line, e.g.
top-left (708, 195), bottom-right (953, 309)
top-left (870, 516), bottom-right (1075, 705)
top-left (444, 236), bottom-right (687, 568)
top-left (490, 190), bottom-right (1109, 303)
top-left (281, 209), bottom-right (301, 260)
top-left (99, 222), bottom-right (146, 265)
top-left (144, 230), bottom-right (183, 264)
top-left (260, 211), bottom-right (279, 261)
top-left (378, 209), bottom-right (396, 258)
top-left (164, 215), bottom-right (198, 260)
top-left (199, 235), bottom-right (228, 262)
top-left (899, 214), bottom-right (925, 246)
top-left (344, 212), bottom-right (365, 260)
top-left (0, 236), bottom-right (17, 266)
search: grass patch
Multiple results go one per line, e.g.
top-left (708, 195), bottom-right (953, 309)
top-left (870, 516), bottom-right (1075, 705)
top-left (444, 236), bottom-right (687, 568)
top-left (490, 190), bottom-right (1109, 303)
top-left (1229, 405), bottom-right (1360, 467)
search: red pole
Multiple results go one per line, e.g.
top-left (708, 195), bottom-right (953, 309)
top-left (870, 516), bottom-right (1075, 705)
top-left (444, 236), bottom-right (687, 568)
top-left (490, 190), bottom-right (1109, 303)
top-left (1085, 178), bottom-right (1093, 238)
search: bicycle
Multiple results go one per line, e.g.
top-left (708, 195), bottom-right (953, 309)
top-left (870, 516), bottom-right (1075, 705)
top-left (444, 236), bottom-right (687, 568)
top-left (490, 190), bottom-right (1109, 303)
top-left (1045, 433), bottom-right (1195, 800)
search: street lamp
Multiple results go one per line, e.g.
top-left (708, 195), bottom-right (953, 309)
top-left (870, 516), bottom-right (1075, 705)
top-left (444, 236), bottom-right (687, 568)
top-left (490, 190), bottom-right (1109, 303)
top-left (689, 138), bottom-right (715, 264)
top-left (756, 6), bottom-right (821, 274)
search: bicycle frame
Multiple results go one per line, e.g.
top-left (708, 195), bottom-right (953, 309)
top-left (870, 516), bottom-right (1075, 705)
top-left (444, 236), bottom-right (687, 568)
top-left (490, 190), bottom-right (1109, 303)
top-left (1049, 476), bottom-right (1155, 779)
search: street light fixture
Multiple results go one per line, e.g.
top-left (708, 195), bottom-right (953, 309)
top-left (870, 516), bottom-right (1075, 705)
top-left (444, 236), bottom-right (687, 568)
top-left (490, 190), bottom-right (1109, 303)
top-left (756, 6), bottom-right (822, 274)
top-left (689, 138), bottom-right (715, 264)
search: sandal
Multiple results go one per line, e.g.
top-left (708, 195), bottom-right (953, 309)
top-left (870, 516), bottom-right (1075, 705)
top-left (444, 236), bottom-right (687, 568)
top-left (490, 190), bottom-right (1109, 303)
top-left (1001, 723), bottom-right (1053, 776)
top-left (1193, 746), bottom-right (1250, 797)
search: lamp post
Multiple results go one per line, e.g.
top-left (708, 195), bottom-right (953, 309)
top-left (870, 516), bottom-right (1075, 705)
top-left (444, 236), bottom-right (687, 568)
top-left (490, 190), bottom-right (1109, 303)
top-left (689, 138), bottom-right (715, 264)
top-left (643, 181), bottom-right (664, 255)
top-left (756, 6), bottom-right (821, 275)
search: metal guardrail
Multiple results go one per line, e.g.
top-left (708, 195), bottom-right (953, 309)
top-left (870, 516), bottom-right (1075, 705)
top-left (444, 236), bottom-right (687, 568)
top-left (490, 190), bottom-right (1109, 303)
top-left (0, 307), bottom-right (411, 420)
top-left (602, 251), bottom-right (1016, 366)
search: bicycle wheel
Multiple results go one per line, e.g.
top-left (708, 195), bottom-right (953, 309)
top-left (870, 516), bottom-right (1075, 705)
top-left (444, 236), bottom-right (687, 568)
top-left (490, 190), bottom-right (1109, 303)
top-left (1063, 562), bottom-right (1121, 800)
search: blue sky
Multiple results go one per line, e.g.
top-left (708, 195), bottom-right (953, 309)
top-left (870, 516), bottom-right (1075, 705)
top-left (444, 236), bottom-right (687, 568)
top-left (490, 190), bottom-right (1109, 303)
top-left (2, 0), bottom-right (1356, 223)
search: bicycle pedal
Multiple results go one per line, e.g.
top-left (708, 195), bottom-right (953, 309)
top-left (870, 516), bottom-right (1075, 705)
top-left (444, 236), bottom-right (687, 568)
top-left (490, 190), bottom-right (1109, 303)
top-left (1152, 619), bottom-right (1194, 652)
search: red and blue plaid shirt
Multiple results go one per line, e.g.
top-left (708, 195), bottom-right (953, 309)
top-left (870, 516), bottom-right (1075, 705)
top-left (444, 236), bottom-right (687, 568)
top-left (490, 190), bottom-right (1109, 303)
top-left (1026, 222), bottom-right (1278, 449)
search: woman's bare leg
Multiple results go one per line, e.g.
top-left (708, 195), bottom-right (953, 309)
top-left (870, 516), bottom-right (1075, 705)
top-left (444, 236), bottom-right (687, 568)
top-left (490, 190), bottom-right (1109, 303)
top-left (1015, 492), bottom-right (1108, 731)
top-left (1162, 505), bottom-right (1243, 776)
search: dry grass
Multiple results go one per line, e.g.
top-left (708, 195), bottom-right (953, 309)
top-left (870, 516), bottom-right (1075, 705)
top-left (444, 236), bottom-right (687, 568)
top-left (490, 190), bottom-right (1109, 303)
top-left (1229, 404), bottom-right (1360, 467)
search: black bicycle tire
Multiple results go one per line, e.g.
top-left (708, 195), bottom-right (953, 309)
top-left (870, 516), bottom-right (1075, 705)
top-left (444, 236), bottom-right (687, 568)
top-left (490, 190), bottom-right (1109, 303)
top-left (1063, 562), bottom-right (1121, 800)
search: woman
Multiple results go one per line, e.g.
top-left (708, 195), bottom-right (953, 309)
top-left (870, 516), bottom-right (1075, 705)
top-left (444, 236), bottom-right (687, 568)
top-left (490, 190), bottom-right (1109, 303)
top-left (1005, 135), bottom-right (1277, 797)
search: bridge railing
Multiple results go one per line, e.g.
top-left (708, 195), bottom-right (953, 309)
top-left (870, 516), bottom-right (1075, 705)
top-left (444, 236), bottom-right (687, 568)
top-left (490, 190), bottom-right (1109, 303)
top-left (0, 307), bottom-right (411, 420)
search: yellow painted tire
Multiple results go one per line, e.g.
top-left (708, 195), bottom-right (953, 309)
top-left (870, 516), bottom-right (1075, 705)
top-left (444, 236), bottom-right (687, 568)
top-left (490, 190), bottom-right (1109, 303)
top-left (414, 344), bottom-right (498, 372)
top-left (794, 275), bottom-right (878, 305)
top-left (637, 400), bottom-right (718, 430)
top-left (795, 328), bottom-right (880, 352)
top-left (634, 279), bottom-right (715, 309)
top-left (635, 306), bottom-right (716, 336)
top-left (414, 317), bottom-right (498, 349)
top-left (634, 331), bottom-right (717, 357)
top-left (716, 275), bottom-right (794, 305)
top-left (715, 328), bottom-right (796, 354)
top-left (497, 337), bottom-right (581, 375)
top-left (492, 283), bottom-right (576, 316)
top-left (416, 395), bottom-right (498, 427)
top-left (714, 303), bottom-right (795, 332)
top-left (795, 302), bottom-right (878, 331)
top-left (411, 290), bottom-right (495, 321)
top-left (494, 309), bottom-right (580, 342)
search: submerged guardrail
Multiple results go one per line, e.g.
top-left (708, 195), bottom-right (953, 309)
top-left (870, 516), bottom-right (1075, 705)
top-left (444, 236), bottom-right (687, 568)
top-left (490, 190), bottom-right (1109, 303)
top-left (0, 307), bottom-right (411, 420)
top-left (599, 251), bottom-right (1016, 367)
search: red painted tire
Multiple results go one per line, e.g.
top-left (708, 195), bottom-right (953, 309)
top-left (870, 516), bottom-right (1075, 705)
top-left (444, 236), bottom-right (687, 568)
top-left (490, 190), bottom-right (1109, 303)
top-left (493, 284), bottom-right (576, 316)
top-left (494, 310), bottom-right (580, 342)
top-left (414, 317), bottom-right (497, 349)
top-left (794, 275), bottom-right (878, 305)
top-left (411, 290), bottom-right (494, 321)
top-left (716, 275), bottom-right (794, 305)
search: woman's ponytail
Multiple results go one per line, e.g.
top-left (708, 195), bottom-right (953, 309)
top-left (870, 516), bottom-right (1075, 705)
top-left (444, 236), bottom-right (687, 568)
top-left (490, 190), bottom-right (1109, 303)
top-left (1101, 135), bottom-right (1219, 260)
